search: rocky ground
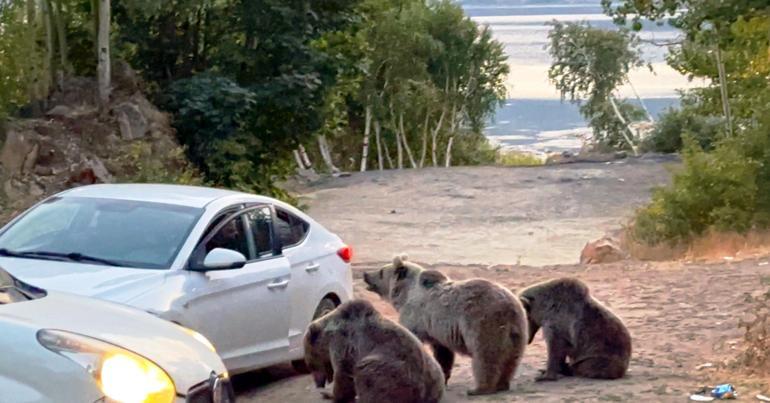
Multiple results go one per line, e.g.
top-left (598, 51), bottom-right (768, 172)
top-left (0, 69), bottom-right (198, 221)
top-left (235, 159), bottom-right (770, 402)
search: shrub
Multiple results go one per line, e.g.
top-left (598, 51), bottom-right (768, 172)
top-left (633, 132), bottom-right (766, 244)
top-left (496, 151), bottom-right (544, 167)
top-left (642, 107), bottom-right (724, 153)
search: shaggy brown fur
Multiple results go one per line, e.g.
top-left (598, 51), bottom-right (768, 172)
top-left (518, 277), bottom-right (632, 381)
top-left (303, 299), bottom-right (444, 403)
top-left (363, 255), bottom-right (528, 396)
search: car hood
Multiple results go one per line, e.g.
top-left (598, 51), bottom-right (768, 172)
top-left (0, 257), bottom-right (166, 304)
top-left (0, 291), bottom-right (226, 393)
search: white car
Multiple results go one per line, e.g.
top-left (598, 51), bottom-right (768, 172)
top-left (0, 266), bottom-right (232, 403)
top-left (0, 184), bottom-right (353, 375)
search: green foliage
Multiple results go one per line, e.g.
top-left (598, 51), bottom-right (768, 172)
top-left (119, 142), bottom-right (204, 185)
top-left (0, 1), bottom-right (46, 120)
top-left (610, 0), bottom-right (770, 244)
top-left (633, 127), bottom-right (770, 244)
top-left (449, 131), bottom-right (497, 166)
top-left (547, 21), bottom-right (645, 149)
top-left (642, 106), bottom-right (724, 153)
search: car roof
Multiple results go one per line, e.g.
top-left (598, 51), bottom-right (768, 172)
top-left (59, 184), bottom-right (271, 208)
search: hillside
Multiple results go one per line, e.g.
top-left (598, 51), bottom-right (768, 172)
top-left (0, 66), bottom-right (199, 222)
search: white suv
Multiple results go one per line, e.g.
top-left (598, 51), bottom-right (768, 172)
top-left (0, 184), bottom-right (353, 375)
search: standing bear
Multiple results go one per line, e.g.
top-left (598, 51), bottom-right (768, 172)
top-left (363, 254), bottom-right (528, 396)
top-left (303, 299), bottom-right (445, 403)
top-left (518, 277), bottom-right (632, 381)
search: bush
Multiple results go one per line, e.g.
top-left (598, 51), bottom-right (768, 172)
top-left (642, 107), bottom-right (724, 153)
top-left (447, 131), bottom-right (498, 166)
top-left (633, 130), bottom-right (768, 244)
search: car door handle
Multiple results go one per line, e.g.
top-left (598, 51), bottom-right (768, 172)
top-left (267, 279), bottom-right (290, 290)
top-left (305, 263), bottom-right (321, 273)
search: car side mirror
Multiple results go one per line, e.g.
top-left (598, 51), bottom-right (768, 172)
top-left (194, 248), bottom-right (247, 271)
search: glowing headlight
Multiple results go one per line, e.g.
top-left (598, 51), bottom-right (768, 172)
top-left (37, 329), bottom-right (175, 403)
top-left (178, 326), bottom-right (217, 353)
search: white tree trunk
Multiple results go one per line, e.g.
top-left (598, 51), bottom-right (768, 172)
top-left (298, 144), bottom-right (312, 168)
top-left (97, 0), bottom-right (111, 107)
top-left (42, 0), bottom-right (54, 88)
top-left (382, 139), bottom-right (394, 170)
top-left (608, 96), bottom-right (639, 156)
top-left (293, 150), bottom-right (306, 170)
top-left (317, 135), bottom-right (339, 173)
top-left (360, 105), bottom-right (372, 172)
top-left (715, 47), bottom-right (733, 137)
top-left (395, 131), bottom-right (403, 170)
top-left (444, 136), bottom-right (454, 168)
top-left (374, 120), bottom-right (384, 171)
top-left (444, 103), bottom-right (459, 168)
top-left (419, 111), bottom-right (430, 168)
top-left (431, 107), bottom-right (445, 167)
top-left (627, 79), bottom-right (654, 122)
top-left (399, 113), bottom-right (417, 169)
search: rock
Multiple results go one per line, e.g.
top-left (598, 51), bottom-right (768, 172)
top-left (22, 143), bottom-right (39, 173)
top-left (46, 105), bottom-right (74, 119)
top-left (131, 93), bottom-right (170, 128)
top-left (66, 157), bottom-right (113, 187)
top-left (114, 102), bottom-right (148, 140)
top-left (580, 236), bottom-right (625, 264)
top-left (3, 179), bottom-right (25, 201)
top-left (34, 166), bottom-right (54, 176)
top-left (0, 128), bottom-right (38, 174)
top-left (112, 60), bottom-right (140, 92)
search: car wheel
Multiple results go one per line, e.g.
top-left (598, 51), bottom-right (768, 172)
top-left (291, 297), bottom-right (338, 374)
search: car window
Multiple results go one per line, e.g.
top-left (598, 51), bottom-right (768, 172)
top-left (203, 215), bottom-right (250, 258)
top-left (244, 207), bottom-right (276, 258)
top-left (0, 197), bottom-right (202, 269)
top-left (275, 208), bottom-right (309, 248)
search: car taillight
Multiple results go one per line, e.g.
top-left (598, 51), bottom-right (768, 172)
top-left (337, 245), bottom-right (352, 263)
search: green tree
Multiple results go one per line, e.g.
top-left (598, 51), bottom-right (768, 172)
top-left (547, 21), bottom-right (645, 153)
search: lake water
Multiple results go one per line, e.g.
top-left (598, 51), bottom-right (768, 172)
top-left (459, 0), bottom-right (699, 153)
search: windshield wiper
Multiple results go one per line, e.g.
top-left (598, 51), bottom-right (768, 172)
top-left (0, 248), bottom-right (127, 267)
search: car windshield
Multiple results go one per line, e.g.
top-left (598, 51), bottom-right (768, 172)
top-left (0, 197), bottom-right (203, 270)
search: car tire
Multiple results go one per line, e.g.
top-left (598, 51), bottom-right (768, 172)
top-left (291, 297), bottom-right (338, 374)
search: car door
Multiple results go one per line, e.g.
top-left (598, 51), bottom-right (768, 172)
top-left (180, 205), bottom-right (292, 373)
top-left (272, 207), bottom-right (323, 353)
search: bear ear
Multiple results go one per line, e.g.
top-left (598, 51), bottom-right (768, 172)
top-left (395, 264), bottom-right (409, 280)
top-left (420, 270), bottom-right (447, 289)
top-left (307, 322), bottom-right (322, 345)
top-left (519, 295), bottom-right (532, 312)
top-left (393, 253), bottom-right (409, 267)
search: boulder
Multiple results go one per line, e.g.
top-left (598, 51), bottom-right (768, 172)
top-left (45, 105), bottom-right (74, 119)
top-left (66, 157), bottom-right (113, 187)
top-left (0, 128), bottom-right (38, 174)
top-left (580, 236), bottom-right (625, 264)
top-left (114, 102), bottom-right (148, 140)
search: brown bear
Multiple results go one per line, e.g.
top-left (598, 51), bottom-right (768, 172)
top-left (363, 254), bottom-right (528, 396)
top-left (303, 299), bottom-right (444, 403)
top-left (518, 277), bottom-right (632, 381)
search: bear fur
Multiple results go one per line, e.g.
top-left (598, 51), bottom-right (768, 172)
top-left (303, 299), bottom-right (444, 403)
top-left (363, 254), bottom-right (528, 396)
top-left (518, 277), bottom-right (632, 381)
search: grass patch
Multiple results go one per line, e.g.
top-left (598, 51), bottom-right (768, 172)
top-left (496, 151), bottom-right (545, 167)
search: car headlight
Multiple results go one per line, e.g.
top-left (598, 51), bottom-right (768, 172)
top-left (37, 329), bottom-right (175, 403)
top-left (177, 325), bottom-right (217, 353)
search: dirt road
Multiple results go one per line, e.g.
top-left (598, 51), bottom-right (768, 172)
top-left (236, 259), bottom-right (770, 402)
top-left (236, 158), bottom-right (770, 402)
top-left (294, 156), bottom-right (676, 266)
